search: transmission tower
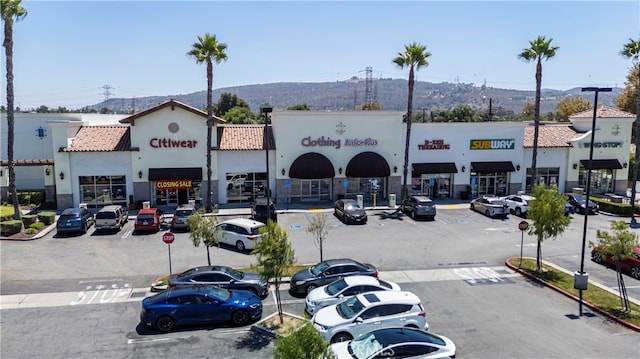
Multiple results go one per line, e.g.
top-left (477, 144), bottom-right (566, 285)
top-left (101, 84), bottom-right (114, 102)
top-left (364, 66), bottom-right (373, 104)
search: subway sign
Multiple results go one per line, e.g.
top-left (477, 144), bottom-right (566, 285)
top-left (470, 139), bottom-right (516, 150)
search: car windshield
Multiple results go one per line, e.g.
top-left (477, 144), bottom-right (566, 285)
top-left (573, 195), bottom-right (586, 202)
top-left (345, 203), bottom-right (361, 210)
top-left (348, 331), bottom-right (384, 359)
top-left (96, 212), bottom-right (115, 219)
top-left (176, 267), bottom-right (202, 279)
top-left (222, 267), bottom-right (244, 280)
top-left (175, 210), bottom-right (193, 217)
top-left (336, 296), bottom-right (365, 319)
top-left (378, 280), bottom-right (392, 289)
top-left (325, 278), bottom-right (348, 295)
top-left (489, 200), bottom-right (507, 206)
top-left (137, 214), bottom-right (155, 221)
top-left (204, 286), bottom-right (232, 301)
top-left (310, 261), bottom-right (330, 276)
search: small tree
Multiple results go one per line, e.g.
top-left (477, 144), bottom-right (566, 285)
top-left (306, 213), bottom-right (330, 262)
top-left (591, 220), bottom-right (639, 312)
top-left (187, 209), bottom-right (220, 266)
top-left (527, 184), bottom-right (571, 271)
top-left (274, 322), bottom-right (334, 359)
top-left (253, 221), bottom-right (295, 324)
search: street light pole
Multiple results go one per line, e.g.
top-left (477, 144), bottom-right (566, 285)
top-left (261, 105), bottom-right (273, 222)
top-left (578, 87), bottom-right (612, 316)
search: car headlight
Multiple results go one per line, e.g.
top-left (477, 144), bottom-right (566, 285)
top-left (295, 280), bottom-right (306, 286)
top-left (313, 322), bottom-right (328, 331)
top-left (249, 303), bottom-right (261, 309)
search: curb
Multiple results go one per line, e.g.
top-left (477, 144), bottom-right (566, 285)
top-left (505, 257), bottom-right (640, 333)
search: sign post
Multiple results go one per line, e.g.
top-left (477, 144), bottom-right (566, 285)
top-left (162, 231), bottom-right (175, 275)
top-left (518, 221), bottom-right (529, 268)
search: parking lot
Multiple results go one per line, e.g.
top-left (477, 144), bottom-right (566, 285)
top-left (1, 205), bottom-right (639, 358)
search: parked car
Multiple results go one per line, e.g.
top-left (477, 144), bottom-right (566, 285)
top-left (334, 199), bottom-right (367, 224)
top-left (502, 194), bottom-right (534, 217)
top-left (591, 246), bottom-right (640, 279)
top-left (213, 218), bottom-right (265, 251)
top-left (94, 205), bottom-right (128, 232)
top-left (312, 291), bottom-right (429, 344)
top-left (565, 202), bottom-right (575, 216)
top-left (289, 258), bottom-right (378, 295)
top-left (140, 285), bottom-right (262, 332)
top-left (402, 195), bottom-right (437, 220)
top-left (171, 204), bottom-right (196, 231)
top-left (330, 327), bottom-right (457, 359)
top-left (167, 265), bottom-right (269, 298)
top-left (56, 207), bottom-right (94, 234)
top-left (250, 197), bottom-right (277, 223)
top-left (565, 193), bottom-right (599, 215)
top-left (135, 208), bottom-right (163, 233)
top-left (470, 196), bottom-right (509, 218)
top-left (305, 275), bottom-right (401, 315)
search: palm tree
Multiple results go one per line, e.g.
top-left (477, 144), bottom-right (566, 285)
top-left (393, 42), bottom-right (431, 201)
top-left (187, 33), bottom-right (227, 212)
top-left (518, 36), bottom-right (558, 188)
top-left (2, 0), bottom-right (27, 220)
top-left (620, 37), bottom-right (640, 226)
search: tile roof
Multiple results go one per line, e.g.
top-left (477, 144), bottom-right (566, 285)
top-left (524, 124), bottom-right (577, 148)
top-left (570, 105), bottom-right (636, 119)
top-left (119, 99), bottom-right (225, 125)
top-left (218, 125), bottom-right (275, 150)
top-left (61, 126), bottom-right (131, 152)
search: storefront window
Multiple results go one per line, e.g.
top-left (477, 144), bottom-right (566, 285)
top-left (289, 178), bottom-right (332, 202)
top-left (79, 175), bottom-right (127, 208)
top-left (411, 174), bottom-right (452, 198)
top-left (471, 171), bottom-right (508, 197)
top-left (153, 180), bottom-right (201, 206)
top-left (525, 167), bottom-right (560, 193)
top-left (578, 168), bottom-right (614, 193)
top-left (344, 177), bottom-right (386, 200)
top-left (226, 172), bottom-right (267, 203)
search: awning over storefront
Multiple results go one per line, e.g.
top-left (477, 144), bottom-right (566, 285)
top-left (346, 151), bottom-right (390, 177)
top-left (148, 167), bottom-right (203, 180)
top-left (289, 152), bottom-right (335, 179)
top-left (412, 162), bottom-right (458, 175)
top-left (470, 161), bottom-right (516, 172)
top-left (579, 159), bottom-right (623, 170)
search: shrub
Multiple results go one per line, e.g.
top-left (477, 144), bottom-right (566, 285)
top-left (21, 214), bottom-right (38, 227)
top-left (25, 228), bottom-right (38, 234)
top-left (0, 220), bottom-right (22, 236)
top-left (29, 222), bottom-right (45, 230)
top-left (38, 212), bottom-right (56, 225)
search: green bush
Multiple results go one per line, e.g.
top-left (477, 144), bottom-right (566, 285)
top-left (29, 222), bottom-right (45, 230)
top-left (0, 220), bottom-right (22, 236)
top-left (38, 212), bottom-right (56, 225)
top-left (592, 198), bottom-right (639, 216)
top-left (7, 190), bottom-right (45, 207)
top-left (0, 206), bottom-right (14, 221)
top-left (21, 214), bottom-right (38, 227)
top-left (25, 227), bottom-right (38, 234)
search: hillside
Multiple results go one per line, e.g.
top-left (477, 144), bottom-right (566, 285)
top-left (96, 79), bottom-right (621, 115)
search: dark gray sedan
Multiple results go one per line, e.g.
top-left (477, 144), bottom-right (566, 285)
top-left (289, 258), bottom-right (378, 295)
top-left (167, 266), bottom-right (269, 299)
top-left (334, 199), bottom-right (367, 224)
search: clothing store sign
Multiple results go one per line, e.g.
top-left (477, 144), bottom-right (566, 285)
top-left (301, 136), bottom-right (378, 149)
top-left (155, 180), bottom-right (193, 190)
top-left (418, 139), bottom-right (450, 150)
top-left (469, 139), bottom-right (515, 150)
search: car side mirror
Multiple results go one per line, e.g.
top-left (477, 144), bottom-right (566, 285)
top-left (354, 317), bottom-right (363, 324)
top-left (338, 294), bottom-right (344, 298)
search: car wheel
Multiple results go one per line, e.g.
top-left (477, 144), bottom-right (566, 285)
top-left (331, 332), bottom-right (353, 344)
top-left (305, 284), bottom-right (317, 294)
top-left (593, 253), bottom-right (603, 263)
top-left (82, 222), bottom-right (87, 234)
top-left (470, 204), bottom-right (475, 211)
top-left (630, 266), bottom-right (640, 280)
top-left (515, 207), bottom-right (522, 217)
top-left (411, 210), bottom-right (415, 219)
top-left (235, 240), bottom-right (246, 251)
top-left (485, 210), bottom-right (490, 217)
top-left (231, 309), bottom-right (250, 326)
top-left (156, 316), bottom-right (175, 332)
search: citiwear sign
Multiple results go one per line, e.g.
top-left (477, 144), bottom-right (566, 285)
top-left (155, 180), bottom-right (192, 190)
top-left (470, 139), bottom-right (515, 150)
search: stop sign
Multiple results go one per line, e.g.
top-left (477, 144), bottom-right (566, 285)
top-left (518, 221), bottom-right (529, 231)
top-left (162, 231), bottom-right (175, 244)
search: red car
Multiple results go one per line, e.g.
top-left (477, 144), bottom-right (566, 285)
top-left (135, 208), bottom-right (163, 233)
top-left (591, 246), bottom-right (640, 280)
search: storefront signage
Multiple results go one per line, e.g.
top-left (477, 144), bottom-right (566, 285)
top-left (155, 180), bottom-right (192, 190)
top-left (149, 138), bottom-right (198, 148)
top-left (470, 139), bottom-right (515, 150)
top-left (301, 136), bottom-right (378, 149)
top-left (580, 141), bottom-right (623, 149)
top-left (418, 139), bottom-right (450, 150)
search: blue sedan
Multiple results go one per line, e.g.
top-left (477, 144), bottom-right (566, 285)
top-left (140, 285), bottom-right (262, 332)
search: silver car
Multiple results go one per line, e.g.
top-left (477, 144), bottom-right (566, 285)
top-left (470, 196), bottom-right (509, 218)
top-left (171, 204), bottom-right (196, 230)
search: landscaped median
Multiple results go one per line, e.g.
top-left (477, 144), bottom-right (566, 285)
top-left (505, 257), bottom-right (640, 331)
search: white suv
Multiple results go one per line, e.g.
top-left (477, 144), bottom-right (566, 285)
top-left (213, 218), bottom-right (265, 251)
top-left (312, 291), bottom-right (428, 344)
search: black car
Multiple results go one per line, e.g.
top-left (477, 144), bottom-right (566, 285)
top-left (565, 193), bottom-right (599, 215)
top-left (402, 195), bottom-right (437, 220)
top-left (289, 258), bottom-right (378, 295)
top-left (250, 197), bottom-right (277, 224)
top-left (334, 199), bottom-right (367, 224)
top-left (56, 207), bottom-right (94, 234)
top-left (167, 265), bottom-right (269, 299)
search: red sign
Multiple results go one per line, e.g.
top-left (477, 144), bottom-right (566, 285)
top-left (518, 221), bottom-right (529, 231)
top-left (162, 232), bottom-right (175, 244)
top-left (156, 180), bottom-right (192, 190)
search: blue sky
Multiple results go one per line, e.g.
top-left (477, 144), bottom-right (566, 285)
top-left (3, 0), bottom-right (639, 109)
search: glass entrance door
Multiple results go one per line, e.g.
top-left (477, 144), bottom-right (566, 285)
top-left (301, 180), bottom-right (320, 201)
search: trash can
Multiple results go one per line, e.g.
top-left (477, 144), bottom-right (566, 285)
top-left (79, 203), bottom-right (87, 209)
top-left (142, 201), bottom-right (150, 209)
top-left (573, 271), bottom-right (589, 290)
top-left (389, 194), bottom-right (396, 208)
top-left (356, 194), bottom-right (364, 209)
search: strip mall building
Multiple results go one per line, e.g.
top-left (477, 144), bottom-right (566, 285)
top-left (0, 100), bottom-right (634, 210)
